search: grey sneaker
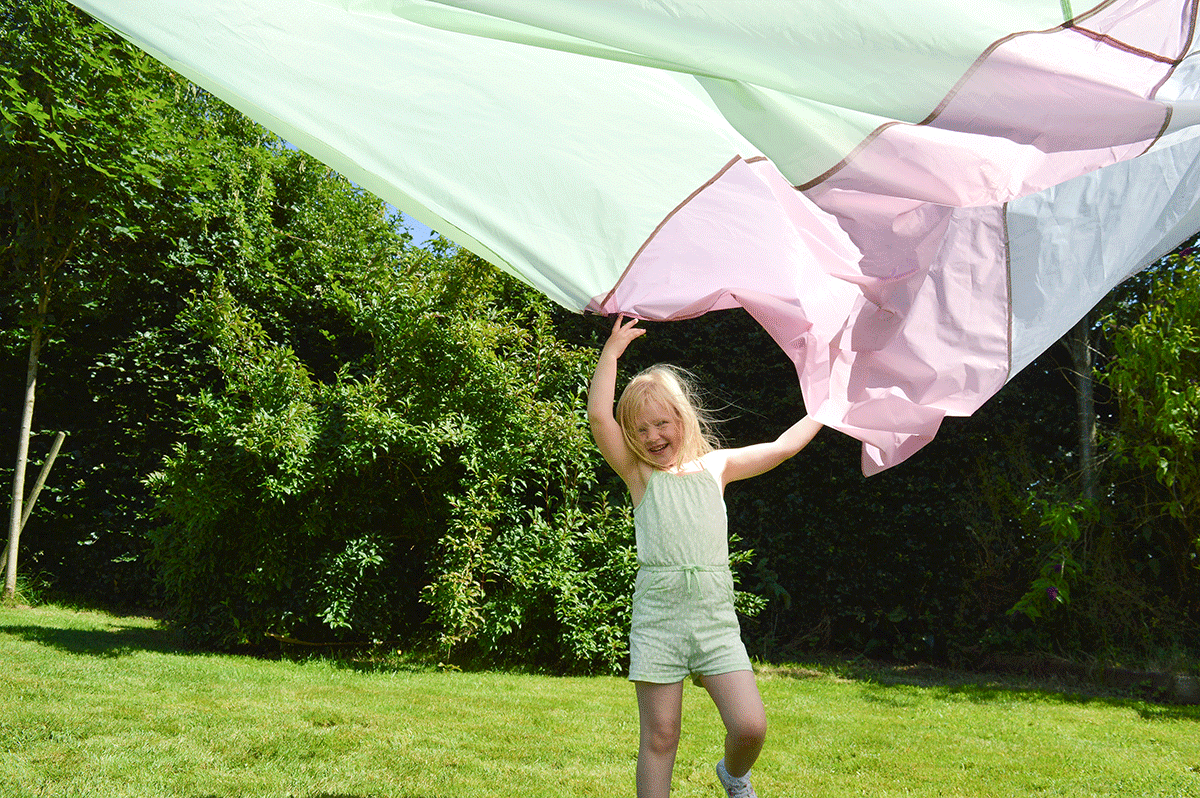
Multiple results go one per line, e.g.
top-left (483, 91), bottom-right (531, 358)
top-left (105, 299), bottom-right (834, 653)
top-left (716, 758), bottom-right (759, 798)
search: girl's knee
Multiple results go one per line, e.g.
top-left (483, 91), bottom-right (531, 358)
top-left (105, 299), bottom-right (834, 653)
top-left (728, 713), bottom-right (767, 748)
top-left (641, 718), bottom-right (681, 755)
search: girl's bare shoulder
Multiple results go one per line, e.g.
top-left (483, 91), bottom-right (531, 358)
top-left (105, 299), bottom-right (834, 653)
top-left (697, 449), bottom-right (731, 488)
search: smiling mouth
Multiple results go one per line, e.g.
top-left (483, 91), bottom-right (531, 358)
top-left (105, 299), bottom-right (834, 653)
top-left (647, 442), bottom-right (668, 454)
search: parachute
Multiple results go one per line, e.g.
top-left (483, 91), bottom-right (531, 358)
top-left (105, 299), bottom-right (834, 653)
top-left (70, 0), bottom-right (1200, 472)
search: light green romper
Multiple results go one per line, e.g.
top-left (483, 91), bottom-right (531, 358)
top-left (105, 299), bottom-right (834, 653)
top-left (628, 466), bottom-right (752, 683)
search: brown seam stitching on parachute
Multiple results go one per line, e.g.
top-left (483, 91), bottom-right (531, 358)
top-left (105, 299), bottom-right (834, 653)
top-left (793, 0), bottom-right (1197, 193)
top-left (1070, 27), bottom-right (1176, 63)
top-left (1064, 0), bottom-right (1198, 156)
top-left (1002, 202), bottom-right (1014, 382)
top-left (1141, 105), bottom-right (1175, 158)
top-left (1142, 0), bottom-right (1198, 155)
top-left (793, 24), bottom-right (1030, 192)
top-left (1150, 0), bottom-right (1200, 97)
top-left (595, 154), bottom-right (743, 313)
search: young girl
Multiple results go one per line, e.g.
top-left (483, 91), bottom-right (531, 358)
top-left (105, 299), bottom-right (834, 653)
top-left (588, 315), bottom-right (822, 798)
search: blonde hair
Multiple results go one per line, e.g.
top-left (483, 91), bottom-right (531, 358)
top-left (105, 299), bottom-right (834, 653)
top-left (615, 364), bottom-right (720, 469)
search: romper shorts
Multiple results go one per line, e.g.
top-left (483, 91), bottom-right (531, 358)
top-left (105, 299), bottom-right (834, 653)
top-left (628, 564), bottom-right (753, 683)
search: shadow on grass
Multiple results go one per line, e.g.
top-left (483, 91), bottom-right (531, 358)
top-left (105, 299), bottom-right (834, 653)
top-left (0, 620), bottom-right (184, 658)
top-left (2, 608), bottom-right (448, 675)
top-left (763, 659), bottom-right (1200, 719)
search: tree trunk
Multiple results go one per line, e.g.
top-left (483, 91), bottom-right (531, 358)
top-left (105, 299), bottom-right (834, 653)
top-left (4, 324), bottom-right (43, 599)
top-left (20, 430), bottom-right (66, 532)
top-left (1066, 313), bottom-right (1096, 502)
top-left (0, 430), bottom-right (65, 580)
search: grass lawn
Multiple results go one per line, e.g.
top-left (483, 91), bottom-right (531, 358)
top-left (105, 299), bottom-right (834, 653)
top-left (2, 604), bottom-right (1198, 797)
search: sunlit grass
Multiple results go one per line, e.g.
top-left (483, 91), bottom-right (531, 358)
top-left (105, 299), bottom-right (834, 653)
top-left (2, 605), bottom-right (1197, 797)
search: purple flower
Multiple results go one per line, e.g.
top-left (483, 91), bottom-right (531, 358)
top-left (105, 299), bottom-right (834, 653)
top-left (1046, 586), bottom-right (1060, 601)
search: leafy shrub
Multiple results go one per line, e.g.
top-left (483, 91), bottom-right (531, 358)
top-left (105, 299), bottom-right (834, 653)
top-left (146, 253), bottom-right (648, 674)
top-left (424, 476), bottom-right (638, 674)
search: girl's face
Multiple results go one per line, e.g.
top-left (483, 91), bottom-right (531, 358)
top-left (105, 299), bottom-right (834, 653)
top-left (633, 401), bottom-right (683, 470)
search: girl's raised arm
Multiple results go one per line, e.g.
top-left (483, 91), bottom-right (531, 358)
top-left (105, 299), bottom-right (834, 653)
top-left (711, 415), bottom-right (823, 487)
top-left (587, 315), bottom-right (645, 482)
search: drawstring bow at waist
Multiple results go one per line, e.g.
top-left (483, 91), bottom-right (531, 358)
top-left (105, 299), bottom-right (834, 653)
top-left (638, 563), bottom-right (729, 596)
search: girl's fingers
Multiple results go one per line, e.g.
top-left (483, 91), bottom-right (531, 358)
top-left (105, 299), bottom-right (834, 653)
top-left (608, 314), bottom-right (644, 345)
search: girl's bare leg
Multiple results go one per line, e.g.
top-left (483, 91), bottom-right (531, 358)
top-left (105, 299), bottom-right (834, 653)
top-left (634, 680), bottom-right (685, 798)
top-left (700, 670), bottom-right (767, 778)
